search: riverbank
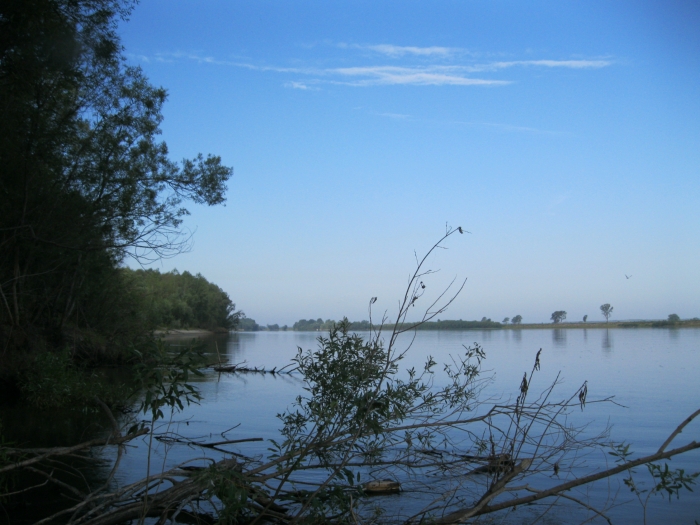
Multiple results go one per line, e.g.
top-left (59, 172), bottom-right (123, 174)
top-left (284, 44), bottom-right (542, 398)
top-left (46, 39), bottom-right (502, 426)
top-left (156, 328), bottom-right (227, 340)
top-left (506, 319), bottom-right (700, 330)
top-left (249, 319), bottom-right (700, 333)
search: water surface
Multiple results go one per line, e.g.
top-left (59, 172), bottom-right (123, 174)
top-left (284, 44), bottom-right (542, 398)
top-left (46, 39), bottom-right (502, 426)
top-left (120, 327), bottom-right (700, 524)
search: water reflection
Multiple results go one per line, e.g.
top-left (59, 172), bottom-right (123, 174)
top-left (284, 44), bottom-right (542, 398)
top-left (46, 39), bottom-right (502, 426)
top-left (583, 328), bottom-right (588, 342)
top-left (512, 329), bottom-right (522, 343)
top-left (552, 328), bottom-right (567, 347)
top-left (602, 329), bottom-right (613, 351)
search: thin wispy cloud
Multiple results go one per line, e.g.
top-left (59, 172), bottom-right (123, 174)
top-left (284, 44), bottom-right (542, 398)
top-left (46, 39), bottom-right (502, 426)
top-left (339, 43), bottom-right (457, 57)
top-left (374, 112), bottom-right (412, 120)
top-left (331, 66), bottom-right (509, 86)
top-left (285, 81), bottom-right (318, 90)
top-left (486, 59), bottom-right (612, 70)
top-left (147, 48), bottom-right (612, 89)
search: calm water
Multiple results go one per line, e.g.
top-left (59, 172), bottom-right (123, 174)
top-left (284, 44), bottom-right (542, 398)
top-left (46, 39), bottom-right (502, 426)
top-left (4, 328), bottom-right (698, 524)
top-left (115, 327), bottom-right (700, 524)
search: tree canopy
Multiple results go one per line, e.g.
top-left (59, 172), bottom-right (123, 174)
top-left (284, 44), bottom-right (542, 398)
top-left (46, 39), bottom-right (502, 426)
top-left (600, 304), bottom-right (614, 322)
top-left (124, 269), bottom-right (241, 331)
top-left (550, 311), bottom-right (567, 324)
top-left (0, 0), bottom-right (232, 358)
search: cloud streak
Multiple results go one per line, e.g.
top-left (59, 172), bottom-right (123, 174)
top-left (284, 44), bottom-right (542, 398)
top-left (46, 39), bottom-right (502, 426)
top-left (330, 66), bottom-right (509, 86)
top-left (149, 48), bottom-right (612, 88)
top-left (340, 43), bottom-right (458, 57)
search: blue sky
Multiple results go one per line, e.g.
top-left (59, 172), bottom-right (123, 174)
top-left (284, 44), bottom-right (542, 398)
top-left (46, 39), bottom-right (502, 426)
top-left (120, 1), bottom-right (700, 325)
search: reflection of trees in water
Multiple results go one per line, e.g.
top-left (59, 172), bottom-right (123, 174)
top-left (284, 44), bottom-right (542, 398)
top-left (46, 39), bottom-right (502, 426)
top-left (480, 330), bottom-right (493, 341)
top-left (552, 328), bottom-right (567, 346)
top-left (583, 328), bottom-right (588, 342)
top-left (512, 329), bottom-right (522, 342)
top-left (669, 327), bottom-right (680, 340)
top-left (602, 329), bottom-right (613, 350)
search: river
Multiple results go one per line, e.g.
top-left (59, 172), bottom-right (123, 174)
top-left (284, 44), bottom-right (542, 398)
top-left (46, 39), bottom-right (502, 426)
top-left (3, 327), bottom-right (699, 524)
top-left (121, 326), bottom-right (700, 524)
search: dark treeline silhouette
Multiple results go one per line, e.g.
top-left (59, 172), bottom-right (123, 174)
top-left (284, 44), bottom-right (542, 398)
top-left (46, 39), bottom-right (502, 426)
top-left (0, 0), bottom-right (232, 375)
top-left (272, 319), bottom-right (502, 332)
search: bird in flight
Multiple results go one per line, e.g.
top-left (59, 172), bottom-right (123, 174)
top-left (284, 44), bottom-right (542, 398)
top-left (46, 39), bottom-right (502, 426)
top-left (625, 274), bottom-right (632, 279)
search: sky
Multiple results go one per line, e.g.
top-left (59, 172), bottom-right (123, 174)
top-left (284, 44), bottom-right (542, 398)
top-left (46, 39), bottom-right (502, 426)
top-left (119, 0), bottom-right (700, 326)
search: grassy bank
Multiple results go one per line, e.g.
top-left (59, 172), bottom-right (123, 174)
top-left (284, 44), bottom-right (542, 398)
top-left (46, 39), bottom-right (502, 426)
top-left (504, 319), bottom-right (700, 330)
top-left (273, 318), bottom-right (700, 332)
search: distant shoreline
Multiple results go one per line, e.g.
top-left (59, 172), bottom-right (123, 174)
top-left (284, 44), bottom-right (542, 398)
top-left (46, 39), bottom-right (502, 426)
top-left (500, 320), bottom-right (700, 330)
top-left (237, 319), bottom-right (700, 332)
top-left (154, 320), bottom-right (700, 336)
top-left (156, 329), bottom-right (225, 340)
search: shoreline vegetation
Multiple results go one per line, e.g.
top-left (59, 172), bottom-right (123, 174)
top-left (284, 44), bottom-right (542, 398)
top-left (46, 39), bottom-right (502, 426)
top-left (234, 317), bottom-right (700, 332)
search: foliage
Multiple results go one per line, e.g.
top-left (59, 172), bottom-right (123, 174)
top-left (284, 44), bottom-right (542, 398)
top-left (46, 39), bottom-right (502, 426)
top-left (18, 348), bottom-right (129, 408)
top-left (668, 313), bottom-right (681, 323)
top-left (583, 314), bottom-right (588, 322)
top-left (600, 303), bottom-right (614, 323)
top-left (293, 318), bottom-right (336, 331)
top-left (609, 441), bottom-right (700, 522)
top-left (550, 310), bottom-right (567, 324)
top-left (133, 340), bottom-right (204, 423)
top-left (511, 314), bottom-right (523, 324)
top-left (0, 0), bottom-right (232, 363)
top-left (238, 317), bottom-right (261, 331)
top-left (124, 268), bottom-right (241, 330)
top-left (292, 318), bottom-right (502, 331)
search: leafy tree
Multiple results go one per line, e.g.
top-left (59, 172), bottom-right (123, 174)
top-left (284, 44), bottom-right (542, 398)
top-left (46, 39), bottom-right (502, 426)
top-left (293, 318), bottom-right (336, 331)
top-left (125, 269), bottom-right (241, 330)
top-left (511, 315), bottom-right (523, 325)
top-left (502, 317), bottom-right (510, 324)
top-left (583, 314), bottom-right (588, 323)
top-left (238, 317), bottom-right (260, 331)
top-left (0, 0), bottom-right (232, 358)
top-left (600, 304), bottom-right (614, 323)
top-left (668, 313), bottom-right (681, 323)
top-left (550, 311), bottom-right (567, 324)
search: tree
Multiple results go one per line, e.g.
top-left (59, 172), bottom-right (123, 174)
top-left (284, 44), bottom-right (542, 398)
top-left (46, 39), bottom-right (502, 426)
top-left (583, 314), bottom-right (588, 323)
top-left (600, 304), bottom-right (614, 323)
top-left (0, 0), bottom-right (232, 357)
top-left (551, 310), bottom-right (567, 323)
top-left (668, 313), bottom-right (681, 323)
top-left (238, 317), bottom-right (260, 331)
top-left (511, 314), bottom-right (522, 325)
top-left (125, 269), bottom-right (241, 330)
top-left (502, 317), bottom-right (510, 324)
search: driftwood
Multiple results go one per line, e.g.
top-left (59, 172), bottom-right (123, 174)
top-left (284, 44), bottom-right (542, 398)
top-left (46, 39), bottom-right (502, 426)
top-left (211, 361), bottom-right (295, 375)
top-left (362, 479), bottom-right (401, 494)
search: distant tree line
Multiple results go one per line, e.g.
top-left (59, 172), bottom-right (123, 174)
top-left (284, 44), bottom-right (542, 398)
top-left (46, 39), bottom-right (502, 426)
top-left (237, 311), bottom-right (699, 332)
top-left (237, 318), bottom-right (506, 332)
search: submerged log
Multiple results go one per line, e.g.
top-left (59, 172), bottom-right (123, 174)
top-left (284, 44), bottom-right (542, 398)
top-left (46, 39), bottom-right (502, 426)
top-left (362, 479), bottom-right (401, 494)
